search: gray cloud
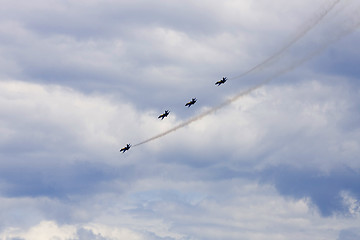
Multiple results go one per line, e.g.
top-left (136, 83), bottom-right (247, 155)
top-left (0, 0), bottom-right (360, 239)
top-left (260, 165), bottom-right (360, 217)
top-left (74, 227), bottom-right (108, 240)
top-left (1, 0), bottom-right (357, 111)
top-left (338, 228), bottom-right (360, 240)
top-left (0, 161), bottom-right (135, 199)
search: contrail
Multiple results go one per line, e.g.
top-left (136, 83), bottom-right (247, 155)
top-left (230, 0), bottom-right (341, 80)
top-left (133, 1), bottom-right (360, 147)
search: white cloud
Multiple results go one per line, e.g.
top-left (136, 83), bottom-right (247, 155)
top-left (138, 78), bottom-right (359, 172)
top-left (0, 74), bottom-right (359, 239)
top-left (1, 180), bottom-right (359, 240)
top-left (0, 221), bottom-right (145, 240)
top-left (0, 0), bottom-right (359, 239)
top-left (0, 80), bottom-right (127, 161)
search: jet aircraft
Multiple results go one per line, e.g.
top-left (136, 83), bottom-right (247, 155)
top-left (158, 110), bottom-right (170, 120)
top-left (185, 98), bottom-right (197, 107)
top-left (120, 144), bottom-right (131, 153)
top-left (215, 77), bottom-right (227, 86)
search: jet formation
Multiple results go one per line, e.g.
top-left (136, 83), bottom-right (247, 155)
top-left (120, 77), bottom-right (227, 153)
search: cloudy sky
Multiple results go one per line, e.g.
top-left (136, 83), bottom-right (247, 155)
top-left (0, 0), bottom-right (360, 239)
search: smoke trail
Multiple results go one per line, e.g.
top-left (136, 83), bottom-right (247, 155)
top-left (230, 0), bottom-right (341, 80)
top-left (133, 8), bottom-right (360, 147)
top-left (133, 61), bottom-right (303, 147)
top-left (133, 83), bottom-right (264, 147)
top-left (132, 1), bottom-right (360, 147)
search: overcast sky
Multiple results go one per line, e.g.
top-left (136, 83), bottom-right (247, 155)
top-left (0, 0), bottom-right (360, 239)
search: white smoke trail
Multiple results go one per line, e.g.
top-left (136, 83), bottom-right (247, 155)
top-left (133, 1), bottom-right (360, 147)
top-left (230, 0), bottom-right (341, 80)
top-left (133, 83), bottom-right (264, 147)
top-left (133, 57), bottom-right (310, 147)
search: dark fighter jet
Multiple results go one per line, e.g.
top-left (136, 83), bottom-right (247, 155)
top-left (185, 98), bottom-right (197, 107)
top-left (215, 77), bottom-right (227, 86)
top-left (158, 110), bottom-right (170, 120)
top-left (120, 144), bottom-right (131, 153)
